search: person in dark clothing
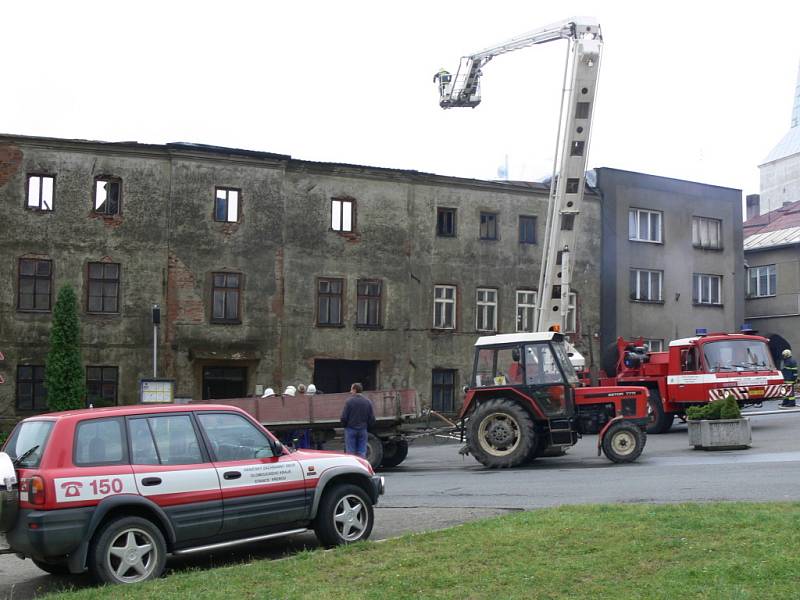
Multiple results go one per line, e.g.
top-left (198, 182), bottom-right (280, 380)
top-left (340, 382), bottom-right (376, 458)
top-left (779, 349), bottom-right (797, 408)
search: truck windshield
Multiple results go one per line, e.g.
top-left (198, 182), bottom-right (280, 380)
top-left (3, 420), bottom-right (54, 468)
top-left (702, 340), bottom-right (775, 372)
top-left (551, 341), bottom-right (580, 384)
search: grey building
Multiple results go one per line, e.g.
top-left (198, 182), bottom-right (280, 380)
top-left (0, 134), bottom-right (603, 428)
top-left (743, 198), bottom-right (800, 349)
top-left (594, 167), bottom-right (744, 353)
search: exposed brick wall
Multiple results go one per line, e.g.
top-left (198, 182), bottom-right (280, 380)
top-left (0, 144), bottom-right (23, 187)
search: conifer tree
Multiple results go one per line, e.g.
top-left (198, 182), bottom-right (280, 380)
top-left (45, 285), bottom-right (85, 411)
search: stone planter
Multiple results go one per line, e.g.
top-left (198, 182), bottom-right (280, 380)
top-left (687, 418), bottom-right (751, 450)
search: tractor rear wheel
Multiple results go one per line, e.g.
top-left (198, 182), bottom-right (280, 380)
top-left (602, 421), bottom-right (646, 463)
top-left (467, 398), bottom-right (535, 468)
top-left (646, 388), bottom-right (674, 434)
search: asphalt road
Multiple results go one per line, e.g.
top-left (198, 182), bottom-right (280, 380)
top-left (3, 403), bottom-right (799, 599)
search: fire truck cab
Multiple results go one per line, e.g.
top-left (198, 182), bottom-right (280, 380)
top-left (601, 331), bottom-right (790, 433)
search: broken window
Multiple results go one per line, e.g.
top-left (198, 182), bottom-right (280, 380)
top-left (476, 288), bottom-right (497, 332)
top-left (26, 175), bottom-right (54, 211)
top-left (94, 178), bottom-right (121, 215)
top-left (331, 198), bottom-right (354, 232)
top-left (480, 212), bottom-right (498, 240)
top-left (87, 262), bottom-right (120, 313)
top-left (318, 278), bottom-right (344, 325)
top-left (519, 216), bottom-right (536, 244)
top-left (18, 258), bottom-right (52, 311)
top-left (437, 207), bottom-right (456, 237)
top-left (214, 187), bottom-right (240, 222)
top-left (356, 279), bottom-right (382, 327)
top-left (211, 272), bottom-right (241, 323)
top-left (16, 365), bottom-right (47, 411)
top-left (86, 366), bottom-right (118, 407)
top-left (433, 285), bottom-right (456, 329)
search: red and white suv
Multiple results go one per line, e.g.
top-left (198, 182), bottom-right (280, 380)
top-left (0, 404), bottom-right (384, 584)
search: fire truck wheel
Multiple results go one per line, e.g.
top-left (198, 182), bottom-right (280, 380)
top-left (468, 398), bottom-right (535, 468)
top-left (89, 516), bottom-right (167, 584)
top-left (646, 389), bottom-right (674, 434)
top-left (365, 433), bottom-right (384, 470)
top-left (314, 483), bottom-right (374, 547)
top-left (602, 421), bottom-right (646, 463)
top-left (380, 439), bottom-right (409, 468)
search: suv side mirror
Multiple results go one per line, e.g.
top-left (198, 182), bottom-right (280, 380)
top-left (272, 440), bottom-right (286, 455)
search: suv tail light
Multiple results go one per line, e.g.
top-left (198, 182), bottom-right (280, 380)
top-left (28, 476), bottom-right (45, 505)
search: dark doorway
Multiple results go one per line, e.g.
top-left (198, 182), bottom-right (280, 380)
top-left (313, 360), bottom-right (378, 394)
top-left (202, 366), bottom-right (247, 400)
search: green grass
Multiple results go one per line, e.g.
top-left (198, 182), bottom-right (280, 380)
top-left (47, 502), bottom-right (800, 599)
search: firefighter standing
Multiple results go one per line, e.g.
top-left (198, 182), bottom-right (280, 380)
top-left (779, 349), bottom-right (797, 408)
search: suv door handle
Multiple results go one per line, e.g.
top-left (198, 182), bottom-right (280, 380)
top-left (141, 477), bottom-right (162, 486)
top-left (223, 471), bottom-right (241, 480)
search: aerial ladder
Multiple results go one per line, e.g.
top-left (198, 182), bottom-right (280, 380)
top-left (435, 17), bottom-right (603, 342)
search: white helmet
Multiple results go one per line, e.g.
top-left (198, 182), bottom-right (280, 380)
top-left (284, 385), bottom-right (296, 397)
top-left (782, 349), bottom-right (792, 359)
top-left (307, 384), bottom-right (317, 394)
top-left (262, 387), bottom-right (275, 398)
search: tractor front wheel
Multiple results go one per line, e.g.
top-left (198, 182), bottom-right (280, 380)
top-left (467, 398), bottom-right (535, 468)
top-left (602, 421), bottom-right (646, 463)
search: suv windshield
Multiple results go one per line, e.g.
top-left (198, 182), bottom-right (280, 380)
top-left (4, 420), bottom-right (54, 468)
top-left (702, 340), bottom-right (775, 372)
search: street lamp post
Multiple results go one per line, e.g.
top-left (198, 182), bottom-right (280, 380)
top-left (152, 304), bottom-right (160, 378)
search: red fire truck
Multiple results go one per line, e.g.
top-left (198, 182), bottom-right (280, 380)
top-left (599, 330), bottom-right (790, 433)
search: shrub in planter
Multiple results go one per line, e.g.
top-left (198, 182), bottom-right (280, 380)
top-left (686, 395), bottom-right (741, 421)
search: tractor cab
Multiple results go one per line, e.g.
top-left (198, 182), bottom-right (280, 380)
top-left (465, 332), bottom-right (579, 419)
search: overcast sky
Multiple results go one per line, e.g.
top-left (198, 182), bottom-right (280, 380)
top-left (4, 1), bottom-right (799, 197)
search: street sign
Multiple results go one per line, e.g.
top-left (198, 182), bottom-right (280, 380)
top-left (140, 378), bottom-right (175, 403)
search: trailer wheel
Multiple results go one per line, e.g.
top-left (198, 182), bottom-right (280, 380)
top-left (646, 388), bottom-right (674, 434)
top-left (467, 398), bottom-right (535, 468)
top-left (365, 433), bottom-right (384, 470)
top-left (380, 439), bottom-right (409, 468)
top-left (602, 421), bottom-right (646, 463)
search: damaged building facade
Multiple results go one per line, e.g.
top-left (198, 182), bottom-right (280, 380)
top-left (0, 134), bottom-right (605, 427)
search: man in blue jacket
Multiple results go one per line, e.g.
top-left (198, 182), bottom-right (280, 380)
top-left (340, 382), bottom-right (376, 457)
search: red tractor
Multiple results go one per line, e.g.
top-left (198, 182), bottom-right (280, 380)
top-left (599, 330), bottom-right (790, 433)
top-left (459, 332), bottom-right (649, 468)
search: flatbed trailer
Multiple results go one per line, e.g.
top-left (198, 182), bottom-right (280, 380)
top-left (191, 389), bottom-right (451, 469)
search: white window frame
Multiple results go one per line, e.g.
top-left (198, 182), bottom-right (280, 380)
top-left (630, 269), bottom-right (663, 302)
top-left (433, 285), bottom-right (456, 329)
top-left (476, 288), bottom-right (497, 332)
top-left (693, 273), bottom-right (722, 305)
top-left (748, 265), bottom-right (776, 298)
top-left (214, 187), bottom-right (239, 223)
top-left (564, 292), bottom-right (577, 333)
top-left (516, 290), bottom-right (537, 332)
top-left (331, 198), bottom-right (354, 232)
top-left (692, 216), bottom-right (722, 249)
top-left (628, 208), bottom-right (662, 243)
top-left (644, 339), bottom-right (664, 352)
